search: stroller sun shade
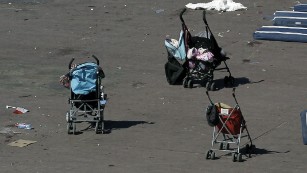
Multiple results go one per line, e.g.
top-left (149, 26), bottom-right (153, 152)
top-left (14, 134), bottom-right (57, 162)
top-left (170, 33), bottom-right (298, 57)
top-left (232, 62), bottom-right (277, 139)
top-left (165, 30), bottom-right (187, 64)
top-left (70, 62), bottom-right (98, 95)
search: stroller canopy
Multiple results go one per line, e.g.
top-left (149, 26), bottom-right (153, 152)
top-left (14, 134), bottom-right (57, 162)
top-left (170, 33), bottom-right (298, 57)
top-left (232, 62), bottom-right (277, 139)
top-left (70, 62), bottom-right (98, 95)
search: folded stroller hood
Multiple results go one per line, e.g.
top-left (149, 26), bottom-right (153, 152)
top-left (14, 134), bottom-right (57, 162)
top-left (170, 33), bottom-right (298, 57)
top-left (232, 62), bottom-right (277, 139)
top-left (165, 30), bottom-right (186, 63)
top-left (71, 62), bottom-right (98, 95)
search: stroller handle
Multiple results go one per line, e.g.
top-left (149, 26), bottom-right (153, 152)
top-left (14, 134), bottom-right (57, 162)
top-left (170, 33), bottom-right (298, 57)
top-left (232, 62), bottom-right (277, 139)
top-left (91, 55), bottom-right (100, 65)
top-left (232, 87), bottom-right (239, 105)
top-left (68, 55), bottom-right (100, 69)
top-left (202, 10), bottom-right (208, 26)
top-left (179, 8), bottom-right (187, 24)
top-left (68, 58), bottom-right (75, 69)
top-left (206, 90), bottom-right (214, 104)
top-left (232, 87), bottom-right (236, 97)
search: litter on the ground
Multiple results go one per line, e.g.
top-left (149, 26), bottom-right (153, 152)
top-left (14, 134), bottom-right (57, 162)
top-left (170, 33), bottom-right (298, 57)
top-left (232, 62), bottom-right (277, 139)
top-left (8, 139), bottom-right (37, 147)
top-left (15, 123), bottom-right (32, 130)
top-left (6, 105), bottom-right (29, 114)
top-left (186, 0), bottom-right (247, 12)
top-left (155, 9), bottom-right (164, 14)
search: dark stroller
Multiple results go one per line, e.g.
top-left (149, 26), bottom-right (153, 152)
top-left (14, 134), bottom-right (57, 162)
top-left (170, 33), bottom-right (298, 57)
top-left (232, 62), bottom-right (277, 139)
top-left (205, 88), bottom-right (255, 162)
top-left (164, 8), bottom-right (234, 90)
top-left (66, 55), bottom-right (107, 134)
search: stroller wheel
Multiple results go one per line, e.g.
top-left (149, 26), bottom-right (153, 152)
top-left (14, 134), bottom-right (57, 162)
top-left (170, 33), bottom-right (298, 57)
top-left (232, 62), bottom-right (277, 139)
top-left (245, 144), bottom-right (253, 157)
top-left (237, 153), bottom-right (243, 162)
top-left (232, 153), bottom-right (237, 162)
top-left (67, 123), bottom-right (73, 134)
top-left (187, 80), bottom-right (193, 88)
top-left (210, 151), bottom-right (216, 160)
top-left (210, 82), bottom-right (216, 91)
top-left (72, 123), bottom-right (77, 135)
top-left (183, 78), bottom-right (188, 88)
top-left (206, 150), bottom-right (212, 159)
top-left (95, 121), bottom-right (104, 134)
top-left (225, 143), bottom-right (230, 150)
top-left (206, 82), bottom-right (210, 90)
top-left (206, 81), bottom-right (216, 91)
top-left (219, 143), bottom-right (224, 150)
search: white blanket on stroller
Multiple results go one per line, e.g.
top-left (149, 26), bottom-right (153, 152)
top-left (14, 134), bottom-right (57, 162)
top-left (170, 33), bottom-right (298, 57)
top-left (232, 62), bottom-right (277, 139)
top-left (186, 0), bottom-right (247, 12)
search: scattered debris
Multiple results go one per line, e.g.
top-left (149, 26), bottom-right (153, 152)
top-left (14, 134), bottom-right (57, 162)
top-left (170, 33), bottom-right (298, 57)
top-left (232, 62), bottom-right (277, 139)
top-left (15, 123), bottom-right (32, 130)
top-left (6, 105), bottom-right (29, 114)
top-left (242, 59), bottom-right (251, 63)
top-left (19, 94), bottom-right (32, 98)
top-left (8, 139), bottom-right (37, 147)
top-left (155, 9), bottom-right (164, 14)
top-left (217, 33), bottom-right (224, 37)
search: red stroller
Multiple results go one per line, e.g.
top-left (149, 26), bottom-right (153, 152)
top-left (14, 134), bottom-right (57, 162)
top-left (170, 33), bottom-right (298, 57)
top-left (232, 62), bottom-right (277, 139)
top-left (205, 88), bottom-right (255, 162)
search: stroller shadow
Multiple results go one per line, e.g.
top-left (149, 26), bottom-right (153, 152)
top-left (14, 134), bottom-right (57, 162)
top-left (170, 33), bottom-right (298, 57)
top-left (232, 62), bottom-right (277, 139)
top-left (176, 77), bottom-right (264, 90)
top-left (103, 120), bottom-right (155, 134)
top-left (218, 146), bottom-right (289, 162)
top-left (213, 77), bottom-right (264, 91)
top-left (241, 147), bottom-right (290, 162)
top-left (251, 147), bottom-right (290, 155)
top-left (76, 120), bottom-right (154, 135)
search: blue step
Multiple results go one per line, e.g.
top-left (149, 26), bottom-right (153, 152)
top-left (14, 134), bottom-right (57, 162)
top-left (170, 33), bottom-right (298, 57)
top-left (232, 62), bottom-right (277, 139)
top-left (294, 4), bottom-right (307, 12)
top-left (274, 11), bottom-right (307, 18)
top-left (254, 26), bottom-right (307, 43)
top-left (273, 16), bottom-right (307, 27)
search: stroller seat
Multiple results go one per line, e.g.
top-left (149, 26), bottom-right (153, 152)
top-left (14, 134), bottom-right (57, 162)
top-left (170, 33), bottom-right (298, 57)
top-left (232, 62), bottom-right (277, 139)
top-left (215, 102), bottom-right (245, 135)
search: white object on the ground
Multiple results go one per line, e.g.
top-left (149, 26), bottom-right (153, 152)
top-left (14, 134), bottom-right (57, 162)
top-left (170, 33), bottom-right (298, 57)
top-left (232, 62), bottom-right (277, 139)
top-left (186, 0), bottom-right (247, 11)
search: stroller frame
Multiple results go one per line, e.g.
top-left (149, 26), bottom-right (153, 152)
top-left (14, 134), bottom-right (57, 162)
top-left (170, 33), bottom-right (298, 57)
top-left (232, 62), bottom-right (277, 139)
top-left (66, 55), bottom-right (106, 134)
top-left (205, 88), bottom-right (255, 162)
top-left (179, 8), bottom-right (235, 90)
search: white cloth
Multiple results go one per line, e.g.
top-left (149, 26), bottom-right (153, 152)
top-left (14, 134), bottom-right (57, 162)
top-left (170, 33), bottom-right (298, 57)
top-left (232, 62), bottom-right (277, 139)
top-left (186, 0), bottom-right (247, 12)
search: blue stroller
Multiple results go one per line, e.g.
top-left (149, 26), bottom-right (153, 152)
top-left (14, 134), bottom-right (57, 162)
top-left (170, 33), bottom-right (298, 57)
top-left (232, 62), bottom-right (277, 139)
top-left (66, 55), bottom-right (107, 134)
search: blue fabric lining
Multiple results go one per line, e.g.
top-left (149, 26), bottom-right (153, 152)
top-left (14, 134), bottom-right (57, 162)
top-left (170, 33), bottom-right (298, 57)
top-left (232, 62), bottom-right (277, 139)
top-left (71, 62), bottom-right (98, 95)
top-left (164, 30), bottom-right (186, 64)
